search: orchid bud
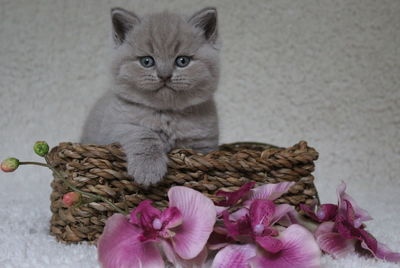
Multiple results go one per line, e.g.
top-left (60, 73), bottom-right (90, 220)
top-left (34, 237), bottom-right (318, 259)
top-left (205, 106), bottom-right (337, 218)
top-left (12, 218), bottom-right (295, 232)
top-left (33, 141), bottom-right (49, 157)
top-left (62, 192), bottom-right (81, 207)
top-left (1, 158), bottom-right (20, 172)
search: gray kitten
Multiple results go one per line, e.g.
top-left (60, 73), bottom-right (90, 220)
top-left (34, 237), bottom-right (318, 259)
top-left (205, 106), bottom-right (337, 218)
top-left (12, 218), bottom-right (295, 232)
top-left (81, 7), bottom-right (220, 186)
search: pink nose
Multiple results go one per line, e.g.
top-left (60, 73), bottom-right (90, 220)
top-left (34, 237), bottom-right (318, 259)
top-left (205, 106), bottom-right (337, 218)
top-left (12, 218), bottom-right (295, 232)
top-left (158, 74), bottom-right (172, 81)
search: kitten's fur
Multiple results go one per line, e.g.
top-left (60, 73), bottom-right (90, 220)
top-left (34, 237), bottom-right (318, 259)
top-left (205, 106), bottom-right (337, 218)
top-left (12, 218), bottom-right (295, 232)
top-left (81, 7), bottom-right (220, 186)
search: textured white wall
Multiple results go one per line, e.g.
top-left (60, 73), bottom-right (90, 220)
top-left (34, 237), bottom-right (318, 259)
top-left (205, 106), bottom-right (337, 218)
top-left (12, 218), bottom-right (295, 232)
top-left (0, 0), bottom-right (399, 267)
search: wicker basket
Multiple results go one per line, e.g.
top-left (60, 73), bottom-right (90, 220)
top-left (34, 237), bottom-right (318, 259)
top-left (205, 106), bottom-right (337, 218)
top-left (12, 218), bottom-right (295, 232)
top-left (48, 141), bottom-right (319, 244)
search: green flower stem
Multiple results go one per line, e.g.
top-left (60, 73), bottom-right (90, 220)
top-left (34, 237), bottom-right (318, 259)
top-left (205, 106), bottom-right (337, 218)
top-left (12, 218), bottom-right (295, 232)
top-left (19, 161), bottom-right (48, 167)
top-left (20, 159), bottom-right (128, 215)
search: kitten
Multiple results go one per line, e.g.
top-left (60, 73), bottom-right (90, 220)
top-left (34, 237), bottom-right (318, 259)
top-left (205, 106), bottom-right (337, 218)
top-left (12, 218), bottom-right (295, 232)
top-left (81, 7), bottom-right (220, 186)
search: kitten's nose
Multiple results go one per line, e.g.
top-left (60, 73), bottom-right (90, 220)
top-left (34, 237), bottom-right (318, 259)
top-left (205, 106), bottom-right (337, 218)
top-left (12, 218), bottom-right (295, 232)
top-left (157, 74), bottom-right (172, 82)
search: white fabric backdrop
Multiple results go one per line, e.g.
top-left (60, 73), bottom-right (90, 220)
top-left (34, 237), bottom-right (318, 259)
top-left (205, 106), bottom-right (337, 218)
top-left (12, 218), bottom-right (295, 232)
top-left (0, 0), bottom-right (399, 267)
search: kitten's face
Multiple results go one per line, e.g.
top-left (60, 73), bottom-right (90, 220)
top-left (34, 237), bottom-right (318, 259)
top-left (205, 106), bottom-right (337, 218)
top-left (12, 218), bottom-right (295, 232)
top-left (110, 8), bottom-right (220, 110)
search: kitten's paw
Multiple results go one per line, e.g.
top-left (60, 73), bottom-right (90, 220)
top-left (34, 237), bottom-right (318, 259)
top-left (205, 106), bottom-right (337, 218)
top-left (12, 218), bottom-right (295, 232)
top-left (127, 154), bottom-right (168, 187)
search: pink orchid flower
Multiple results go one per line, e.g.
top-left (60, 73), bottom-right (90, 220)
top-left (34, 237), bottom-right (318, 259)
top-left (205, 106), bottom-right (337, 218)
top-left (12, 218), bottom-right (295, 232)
top-left (98, 186), bottom-right (216, 268)
top-left (300, 202), bottom-right (338, 223)
top-left (209, 182), bottom-right (297, 249)
top-left (303, 182), bottom-right (400, 263)
top-left (222, 199), bottom-right (293, 253)
top-left (211, 183), bottom-right (321, 268)
top-left (211, 223), bottom-right (321, 268)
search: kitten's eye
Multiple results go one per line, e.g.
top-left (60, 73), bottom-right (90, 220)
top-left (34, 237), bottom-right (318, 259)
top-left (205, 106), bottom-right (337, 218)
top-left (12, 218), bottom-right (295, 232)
top-left (175, 56), bottom-right (191, 68)
top-left (139, 56), bottom-right (155, 68)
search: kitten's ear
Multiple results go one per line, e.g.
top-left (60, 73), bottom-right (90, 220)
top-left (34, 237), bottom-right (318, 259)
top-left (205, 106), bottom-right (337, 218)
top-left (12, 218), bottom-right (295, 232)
top-left (111, 7), bottom-right (140, 45)
top-left (189, 7), bottom-right (218, 43)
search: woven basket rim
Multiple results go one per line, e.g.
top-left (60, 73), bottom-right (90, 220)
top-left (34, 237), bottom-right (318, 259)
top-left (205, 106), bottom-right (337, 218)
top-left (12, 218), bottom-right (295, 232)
top-left (48, 140), bottom-right (319, 244)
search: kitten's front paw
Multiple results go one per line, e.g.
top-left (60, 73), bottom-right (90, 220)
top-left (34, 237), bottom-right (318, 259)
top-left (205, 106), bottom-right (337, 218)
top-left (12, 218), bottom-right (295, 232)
top-left (127, 154), bottom-right (168, 187)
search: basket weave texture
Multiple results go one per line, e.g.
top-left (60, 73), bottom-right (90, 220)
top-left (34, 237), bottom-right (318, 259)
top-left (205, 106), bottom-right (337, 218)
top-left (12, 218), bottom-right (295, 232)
top-left (48, 141), bottom-right (319, 244)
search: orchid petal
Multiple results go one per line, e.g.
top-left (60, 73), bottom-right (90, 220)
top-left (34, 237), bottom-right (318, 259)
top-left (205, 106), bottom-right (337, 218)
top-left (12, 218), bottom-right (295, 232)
top-left (376, 243), bottom-right (400, 263)
top-left (249, 199), bottom-right (276, 228)
top-left (317, 204), bottom-right (338, 222)
top-left (317, 232), bottom-right (356, 258)
top-left (277, 209), bottom-right (301, 227)
top-left (129, 200), bottom-right (162, 241)
top-left (335, 198), bottom-right (381, 258)
top-left (335, 201), bottom-right (375, 247)
top-left (361, 241), bottom-right (400, 263)
top-left (245, 182), bottom-right (295, 206)
top-left (270, 204), bottom-right (295, 226)
top-left (337, 182), bottom-right (373, 224)
top-left (98, 214), bottom-right (164, 268)
top-left (211, 244), bottom-right (257, 268)
top-left (314, 221), bottom-right (355, 258)
top-left (168, 186), bottom-right (217, 259)
top-left (300, 203), bottom-right (320, 222)
top-left (222, 210), bottom-right (240, 238)
top-left (250, 224), bottom-right (321, 268)
top-left (229, 207), bottom-right (249, 221)
top-left (222, 210), bottom-right (252, 239)
top-left (161, 240), bottom-right (208, 268)
top-left (255, 235), bottom-right (284, 253)
top-left (358, 228), bottom-right (378, 253)
top-left (129, 200), bottom-right (161, 227)
top-left (314, 221), bottom-right (335, 237)
top-left (336, 215), bottom-right (358, 240)
top-left (161, 206), bottom-right (183, 229)
top-left (216, 182), bottom-right (256, 206)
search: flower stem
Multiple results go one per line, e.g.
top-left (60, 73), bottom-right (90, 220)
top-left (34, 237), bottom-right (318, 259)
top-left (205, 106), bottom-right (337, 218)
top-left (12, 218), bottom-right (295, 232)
top-left (20, 158), bottom-right (128, 215)
top-left (19, 161), bottom-right (49, 167)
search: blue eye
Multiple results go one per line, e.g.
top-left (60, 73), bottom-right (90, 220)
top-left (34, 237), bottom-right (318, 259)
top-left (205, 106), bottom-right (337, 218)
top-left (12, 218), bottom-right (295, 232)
top-left (139, 56), bottom-right (155, 68)
top-left (175, 56), bottom-right (191, 67)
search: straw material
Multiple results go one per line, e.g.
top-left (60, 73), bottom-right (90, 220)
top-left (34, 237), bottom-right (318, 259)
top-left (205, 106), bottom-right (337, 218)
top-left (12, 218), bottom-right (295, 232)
top-left (48, 141), bottom-right (319, 244)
